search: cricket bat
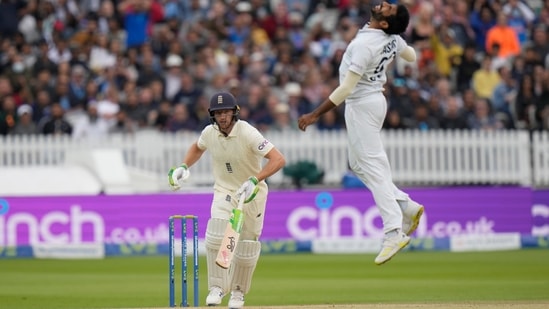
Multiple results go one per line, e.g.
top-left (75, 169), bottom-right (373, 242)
top-left (215, 196), bottom-right (245, 269)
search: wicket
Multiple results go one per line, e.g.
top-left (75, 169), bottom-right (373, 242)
top-left (169, 215), bottom-right (199, 307)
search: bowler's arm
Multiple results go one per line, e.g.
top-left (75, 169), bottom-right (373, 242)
top-left (311, 71), bottom-right (362, 115)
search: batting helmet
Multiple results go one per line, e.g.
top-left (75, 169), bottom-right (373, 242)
top-left (208, 92), bottom-right (240, 124)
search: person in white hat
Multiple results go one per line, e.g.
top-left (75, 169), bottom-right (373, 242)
top-left (13, 104), bottom-right (38, 135)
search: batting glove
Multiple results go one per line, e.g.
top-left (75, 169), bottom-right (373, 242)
top-left (236, 176), bottom-right (259, 203)
top-left (168, 164), bottom-right (190, 190)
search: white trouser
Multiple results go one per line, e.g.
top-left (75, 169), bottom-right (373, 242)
top-left (210, 189), bottom-right (267, 241)
top-left (345, 92), bottom-right (406, 233)
top-left (206, 190), bottom-right (267, 293)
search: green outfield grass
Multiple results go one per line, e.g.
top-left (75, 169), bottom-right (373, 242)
top-left (1, 249), bottom-right (548, 309)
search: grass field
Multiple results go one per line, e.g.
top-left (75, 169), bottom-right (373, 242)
top-left (1, 249), bottom-right (549, 309)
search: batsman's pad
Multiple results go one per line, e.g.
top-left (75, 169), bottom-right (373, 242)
top-left (229, 240), bottom-right (261, 294)
top-left (205, 218), bottom-right (230, 292)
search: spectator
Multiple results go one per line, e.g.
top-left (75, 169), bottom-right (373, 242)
top-left (136, 44), bottom-right (163, 87)
top-left (181, 0), bottom-right (209, 24)
top-left (471, 55), bottom-right (501, 101)
top-left (468, 97), bottom-right (503, 131)
top-left (165, 103), bottom-right (198, 133)
top-left (439, 1), bottom-right (475, 47)
top-left (301, 67), bottom-right (325, 105)
top-left (388, 78), bottom-right (413, 119)
top-left (440, 95), bottom-right (469, 130)
top-left (456, 43), bottom-right (481, 92)
top-left (534, 71), bottom-right (549, 130)
top-left (529, 25), bottom-right (549, 68)
top-left (51, 73), bottom-right (72, 111)
top-left (32, 40), bottom-right (58, 76)
top-left (409, 103), bottom-right (440, 131)
top-left (47, 36), bottom-right (72, 65)
top-left (0, 0), bottom-right (547, 137)
top-left (67, 65), bottom-right (88, 109)
top-left (163, 54), bottom-right (183, 101)
top-left (31, 89), bottom-right (53, 127)
top-left (135, 86), bottom-right (158, 127)
top-left (0, 0), bottom-right (21, 39)
top-left (469, 2), bottom-right (496, 52)
top-left (122, 90), bottom-right (146, 128)
top-left (12, 104), bottom-right (38, 135)
top-left (118, 0), bottom-right (153, 49)
top-left (172, 72), bottom-right (203, 116)
top-left (408, 1), bottom-right (435, 48)
top-left (149, 78), bottom-right (165, 107)
top-left (41, 102), bottom-right (73, 135)
top-left (227, 5), bottom-right (253, 55)
top-left (284, 82), bottom-right (312, 122)
top-left (260, 1), bottom-right (291, 40)
top-left (523, 45), bottom-right (544, 75)
top-left (287, 12), bottom-right (307, 55)
top-left (431, 27), bottom-right (463, 78)
top-left (316, 107), bottom-right (343, 131)
top-left (427, 93), bottom-right (446, 124)
top-left (153, 100), bottom-right (171, 131)
top-left (97, 0), bottom-right (117, 35)
top-left (88, 33), bottom-right (117, 74)
top-left (491, 66), bottom-right (518, 128)
top-left (384, 109), bottom-right (406, 130)
top-left (461, 88), bottom-right (478, 120)
top-left (109, 109), bottom-right (138, 134)
top-left (402, 84), bottom-right (427, 127)
top-left (485, 12), bottom-right (521, 60)
top-left (433, 78), bottom-right (453, 115)
top-left (273, 101), bottom-right (298, 132)
top-left (94, 87), bottom-right (120, 132)
top-left (20, 41), bottom-right (37, 70)
top-left (70, 11), bottom-right (100, 49)
top-left (255, 93), bottom-right (282, 132)
top-left (71, 101), bottom-right (109, 140)
top-left (0, 95), bottom-right (18, 135)
top-left (52, 0), bottom-right (80, 36)
top-left (192, 94), bottom-right (212, 130)
top-left (514, 74), bottom-right (538, 129)
top-left (502, 0), bottom-right (536, 45)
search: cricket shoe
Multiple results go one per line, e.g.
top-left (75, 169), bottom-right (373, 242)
top-left (374, 230), bottom-right (410, 265)
top-left (228, 290), bottom-right (245, 309)
top-left (402, 200), bottom-right (424, 236)
top-left (206, 286), bottom-right (225, 306)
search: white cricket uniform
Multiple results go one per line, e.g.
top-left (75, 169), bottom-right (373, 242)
top-left (197, 120), bottom-right (273, 240)
top-left (340, 26), bottom-right (410, 233)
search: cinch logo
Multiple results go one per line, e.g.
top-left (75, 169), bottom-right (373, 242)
top-left (286, 192), bottom-right (385, 240)
top-left (532, 204), bottom-right (549, 236)
top-left (285, 192), bottom-right (507, 239)
top-left (0, 204), bottom-right (104, 246)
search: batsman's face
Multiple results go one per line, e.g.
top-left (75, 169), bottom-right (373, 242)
top-left (213, 109), bottom-right (236, 132)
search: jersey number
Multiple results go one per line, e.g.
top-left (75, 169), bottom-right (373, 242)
top-left (370, 52), bottom-right (396, 82)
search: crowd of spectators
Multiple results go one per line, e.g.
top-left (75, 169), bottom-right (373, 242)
top-left (0, 0), bottom-right (548, 140)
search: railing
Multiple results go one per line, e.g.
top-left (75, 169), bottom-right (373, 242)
top-left (1, 129), bottom-right (548, 188)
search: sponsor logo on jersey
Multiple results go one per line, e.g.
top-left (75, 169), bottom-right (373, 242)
top-left (258, 140), bottom-right (269, 150)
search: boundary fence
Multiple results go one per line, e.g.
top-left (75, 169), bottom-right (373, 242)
top-left (1, 129), bottom-right (548, 188)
